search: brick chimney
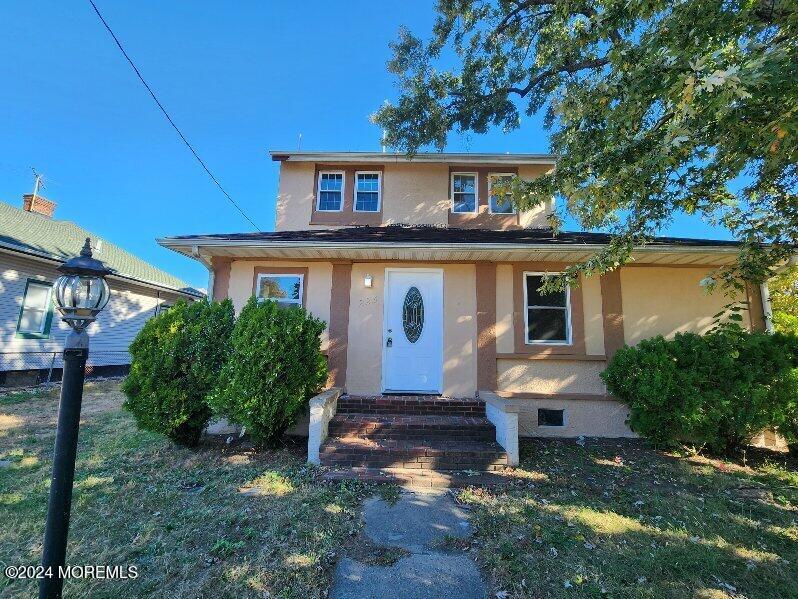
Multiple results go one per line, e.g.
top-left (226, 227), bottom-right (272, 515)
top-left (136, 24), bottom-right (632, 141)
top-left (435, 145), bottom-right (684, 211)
top-left (22, 194), bottom-right (56, 218)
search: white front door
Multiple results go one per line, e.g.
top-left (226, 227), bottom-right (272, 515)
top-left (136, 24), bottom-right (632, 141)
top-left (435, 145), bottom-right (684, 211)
top-left (382, 268), bottom-right (444, 393)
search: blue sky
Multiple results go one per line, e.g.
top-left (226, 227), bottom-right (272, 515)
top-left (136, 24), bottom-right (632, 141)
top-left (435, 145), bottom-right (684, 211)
top-left (0, 1), bottom-right (732, 290)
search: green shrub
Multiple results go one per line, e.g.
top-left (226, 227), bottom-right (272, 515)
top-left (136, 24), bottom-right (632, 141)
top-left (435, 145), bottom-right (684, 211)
top-left (210, 297), bottom-right (327, 447)
top-left (122, 299), bottom-right (235, 446)
top-left (602, 330), bottom-right (798, 452)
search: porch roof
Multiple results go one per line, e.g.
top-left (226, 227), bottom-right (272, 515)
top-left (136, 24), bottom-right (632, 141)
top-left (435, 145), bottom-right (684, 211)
top-left (157, 226), bottom-right (741, 267)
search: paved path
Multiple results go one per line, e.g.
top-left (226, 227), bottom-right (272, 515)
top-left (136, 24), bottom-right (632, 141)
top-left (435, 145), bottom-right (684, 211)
top-left (331, 489), bottom-right (487, 599)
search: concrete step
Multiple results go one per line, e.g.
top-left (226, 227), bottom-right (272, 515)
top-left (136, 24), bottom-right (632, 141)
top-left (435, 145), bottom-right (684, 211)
top-left (319, 437), bottom-right (508, 472)
top-left (321, 467), bottom-right (514, 489)
top-left (328, 413), bottom-right (495, 441)
top-left (336, 395), bottom-right (486, 417)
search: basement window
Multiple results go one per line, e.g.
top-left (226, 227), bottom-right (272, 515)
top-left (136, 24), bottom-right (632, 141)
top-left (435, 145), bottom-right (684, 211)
top-left (538, 408), bottom-right (565, 427)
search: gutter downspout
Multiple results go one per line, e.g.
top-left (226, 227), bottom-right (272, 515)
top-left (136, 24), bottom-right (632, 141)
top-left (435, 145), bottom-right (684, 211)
top-left (191, 245), bottom-right (214, 302)
top-left (760, 283), bottom-right (774, 333)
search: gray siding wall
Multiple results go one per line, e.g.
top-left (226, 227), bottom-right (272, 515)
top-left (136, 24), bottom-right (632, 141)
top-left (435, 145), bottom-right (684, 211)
top-left (1, 251), bottom-right (190, 372)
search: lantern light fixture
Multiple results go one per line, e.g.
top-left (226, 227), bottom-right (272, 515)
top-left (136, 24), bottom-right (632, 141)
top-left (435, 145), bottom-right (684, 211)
top-left (52, 238), bottom-right (112, 333)
top-left (364, 274), bottom-right (373, 288)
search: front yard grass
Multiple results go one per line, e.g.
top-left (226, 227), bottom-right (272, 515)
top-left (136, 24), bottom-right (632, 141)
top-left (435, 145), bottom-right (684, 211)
top-left (0, 380), bottom-right (370, 598)
top-left (460, 439), bottom-right (798, 598)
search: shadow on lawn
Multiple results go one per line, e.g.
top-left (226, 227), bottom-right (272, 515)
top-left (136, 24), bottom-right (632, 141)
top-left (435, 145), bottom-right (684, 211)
top-left (460, 438), bottom-right (797, 598)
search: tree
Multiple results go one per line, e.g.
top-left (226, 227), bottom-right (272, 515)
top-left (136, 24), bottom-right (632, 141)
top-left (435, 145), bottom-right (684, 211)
top-left (373, 0), bottom-right (797, 290)
top-left (771, 265), bottom-right (798, 333)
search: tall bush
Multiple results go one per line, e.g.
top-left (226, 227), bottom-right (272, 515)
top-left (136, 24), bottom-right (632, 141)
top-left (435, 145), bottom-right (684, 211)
top-left (210, 297), bottom-right (327, 447)
top-left (122, 299), bottom-right (235, 446)
top-left (602, 330), bottom-right (798, 452)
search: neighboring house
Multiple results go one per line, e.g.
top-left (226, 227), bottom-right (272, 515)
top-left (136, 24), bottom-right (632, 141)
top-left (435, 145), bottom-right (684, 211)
top-left (1, 195), bottom-right (204, 387)
top-left (158, 151), bottom-right (770, 445)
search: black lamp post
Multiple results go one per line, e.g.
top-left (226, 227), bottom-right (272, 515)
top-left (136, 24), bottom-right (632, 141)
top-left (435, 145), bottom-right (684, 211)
top-left (39, 238), bottom-right (111, 599)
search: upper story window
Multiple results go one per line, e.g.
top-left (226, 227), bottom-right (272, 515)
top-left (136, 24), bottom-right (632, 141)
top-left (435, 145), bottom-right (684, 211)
top-left (317, 172), bottom-right (344, 212)
top-left (256, 273), bottom-right (304, 308)
top-left (451, 173), bottom-right (477, 213)
top-left (489, 173), bottom-right (516, 214)
top-left (355, 172), bottom-right (381, 212)
top-left (524, 273), bottom-right (571, 344)
top-left (16, 279), bottom-right (54, 338)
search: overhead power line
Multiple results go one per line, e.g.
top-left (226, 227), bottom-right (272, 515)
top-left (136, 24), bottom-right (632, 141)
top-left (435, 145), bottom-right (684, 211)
top-left (88, 0), bottom-right (260, 231)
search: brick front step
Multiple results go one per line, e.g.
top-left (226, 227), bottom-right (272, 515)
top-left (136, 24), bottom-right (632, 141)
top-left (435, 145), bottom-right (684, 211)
top-left (336, 395), bottom-right (486, 417)
top-left (327, 413), bottom-right (495, 441)
top-left (321, 467), bottom-right (514, 489)
top-left (319, 438), bottom-right (508, 472)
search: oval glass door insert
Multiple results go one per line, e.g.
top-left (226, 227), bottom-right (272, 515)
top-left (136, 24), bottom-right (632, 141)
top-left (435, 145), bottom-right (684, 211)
top-left (402, 286), bottom-right (424, 343)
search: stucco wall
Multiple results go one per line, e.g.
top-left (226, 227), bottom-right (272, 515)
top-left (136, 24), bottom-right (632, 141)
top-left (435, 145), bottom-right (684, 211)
top-left (495, 264), bottom-right (514, 353)
top-left (581, 273), bottom-right (605, 355)
top-left (226, 260), bottom-right (333, 349)
top-left (274, 161), bottom-right (554, 230)
top-left (515, 397), bottom-right (635, 438)
top-left (620, 266), bottom-right (750, 345)
top-left (346, 262), bottom-right (477, 397)
top-left (517, 164), bottom-right (555, 229)
top-left (275, 162), bottom-right (317, 231)
top-left (497, 359), bottom-right (607, 395)
top-left (382, 163), bottom-right (450, 225)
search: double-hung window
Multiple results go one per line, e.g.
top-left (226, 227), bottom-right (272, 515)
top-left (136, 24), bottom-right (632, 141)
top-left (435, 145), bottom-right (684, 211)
top-left (524, 273), bottom-right (571, 344)
top-left (355, 172), bottom-right (381, 212)
top-left (451, 173), bottom-right (477, 213)
top-left (16, 279), bottom-right (54, 337)
top-left (489, 173), bottom-right (516, 214)
top-left (317, 172), bottom-right (344, 211)
top-left (256, 274), bottom-right (304, 308)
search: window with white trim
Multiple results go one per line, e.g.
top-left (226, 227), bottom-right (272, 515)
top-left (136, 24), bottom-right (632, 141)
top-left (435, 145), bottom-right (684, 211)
top-left (256, 274), bottom-right (304, 307)
top-left (17, 280), bottom-right (54, 337)
top-left (451, 173), bottom-right (477, 213)
top-left (317, 172), bottom-right (344, 211)
top-left (489, 173), bottom-right (516, 214)
top-left (524, 273), bottom-right (571, 344)
top-left (355, 171), bottom-right (381, 212)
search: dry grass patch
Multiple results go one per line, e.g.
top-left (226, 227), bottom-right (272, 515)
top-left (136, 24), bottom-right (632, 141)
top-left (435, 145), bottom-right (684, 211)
top-left (459, 439), bottom-right (798, 598)
top-left (0, 381), bottom-right (372, 598)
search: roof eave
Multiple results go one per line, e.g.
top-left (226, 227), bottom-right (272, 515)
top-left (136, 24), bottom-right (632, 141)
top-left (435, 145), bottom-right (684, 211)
top-left (268, 150), bottom-right (557, 165)
top-left (157, 237), bottom-right (741, 255)
top-left (0, 242), bottom-right (204, 298)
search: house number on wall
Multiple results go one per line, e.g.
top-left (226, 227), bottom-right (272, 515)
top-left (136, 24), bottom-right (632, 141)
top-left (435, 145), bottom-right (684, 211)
top-left (402, 286), bottom-right (424, 343)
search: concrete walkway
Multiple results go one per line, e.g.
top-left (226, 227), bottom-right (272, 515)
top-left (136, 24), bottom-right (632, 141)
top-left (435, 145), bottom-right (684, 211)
top-left (331, 489), bottom-right (487, 599)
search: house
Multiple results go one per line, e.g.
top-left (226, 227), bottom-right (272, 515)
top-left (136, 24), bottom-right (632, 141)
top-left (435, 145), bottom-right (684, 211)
top-left (1, 195), bottom-right (204, 387)
top-left (158, 151), bottom-right (770, 472)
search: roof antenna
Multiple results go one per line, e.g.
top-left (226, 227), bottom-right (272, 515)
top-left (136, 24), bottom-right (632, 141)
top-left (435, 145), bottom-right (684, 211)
top-left (30, 167), bottom-right (46, 202)
top-left (297, 133), bottom-right (303, 151)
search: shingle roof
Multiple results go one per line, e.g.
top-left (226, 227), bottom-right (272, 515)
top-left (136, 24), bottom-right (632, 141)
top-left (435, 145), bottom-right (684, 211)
top-left (0, 201), bottom-right (204, 297)
top-left (164, 225), bottom-right (741, 249)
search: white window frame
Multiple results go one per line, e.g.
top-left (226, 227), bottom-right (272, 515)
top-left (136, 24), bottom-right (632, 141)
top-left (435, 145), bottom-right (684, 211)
top-left (523, 271), bottom-right (572, 345)
top-left (354, 171), bottom-right (382, 212)
top-left (488, 172), bottom-right (516, 214)
top-left (255, 273), bottom-right (304, 306)
top-left (17, 279), bottom-right (53, 336)
top-left (316, 171), bottom-right (345, 212)
top-left (450, 172), bottom-right (479, 214)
